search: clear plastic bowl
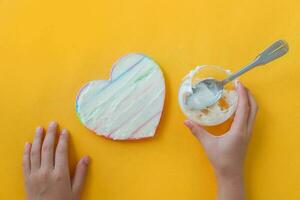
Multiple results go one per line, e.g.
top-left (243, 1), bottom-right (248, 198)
top-left (178, 65), bottom-right (238, 126)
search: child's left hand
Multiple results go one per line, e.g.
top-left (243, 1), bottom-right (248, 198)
top-left (23, 122), bottom-right (90, 200)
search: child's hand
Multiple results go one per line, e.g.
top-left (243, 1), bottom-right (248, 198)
top-left (185, 82), bottom-right (258, 200)
top-left (22, 122), bottom-right (90, 200)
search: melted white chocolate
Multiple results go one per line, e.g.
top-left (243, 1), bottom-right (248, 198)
top-left (178, 66), bottom-right (238, 126)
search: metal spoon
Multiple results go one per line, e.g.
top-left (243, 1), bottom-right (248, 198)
top-left (187, 40), bottom-right (289, 110)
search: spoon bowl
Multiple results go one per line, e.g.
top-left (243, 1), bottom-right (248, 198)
top-left (186, 78), bottom-right (223, 110)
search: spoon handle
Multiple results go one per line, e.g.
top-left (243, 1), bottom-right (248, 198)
top-left (222, 40), bottom-right (289, 85)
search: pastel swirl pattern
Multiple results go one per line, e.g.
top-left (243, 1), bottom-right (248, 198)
top-left (76, 53), bottom-right (165, 140)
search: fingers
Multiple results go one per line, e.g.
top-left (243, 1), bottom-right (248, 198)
top-left (30, 127), bottom-right (44, 171)
top-left (184, 120), bottom-right (210, 142)
top-left (230, 82), bottom-right (250, 133)
top-left (26, 122), bottom-right (73, 174)
top-left (41, 121), bottom-right (58, 169)
top-left (247, 90), bottom-right (259, 136)
top-left (72, 156), bottom-right (90, 199)
top-left (55, 129), bottom-right (69, 172)
top-left (23, 143), bottom-right (31, 176)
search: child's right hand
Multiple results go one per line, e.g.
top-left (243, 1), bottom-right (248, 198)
top-left (185, 82), bottom-right (258, 200)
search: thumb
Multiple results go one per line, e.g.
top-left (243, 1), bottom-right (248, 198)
top-left (184, 120), bottom-right (210, 142)
top-left (72, 156), bottom-right (90, 200)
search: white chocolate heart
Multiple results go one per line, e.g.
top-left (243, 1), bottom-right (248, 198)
top-left (76, 53), bottom-right (165, 140)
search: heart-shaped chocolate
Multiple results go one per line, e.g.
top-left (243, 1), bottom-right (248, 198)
top-left (76, 53), bottom-right (165, 140)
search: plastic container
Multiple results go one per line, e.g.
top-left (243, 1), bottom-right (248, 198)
top-left (178, 65), bottom-right (238, 126)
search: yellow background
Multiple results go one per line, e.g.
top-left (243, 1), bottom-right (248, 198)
top-left (1, 0), bottom-right (300, 199)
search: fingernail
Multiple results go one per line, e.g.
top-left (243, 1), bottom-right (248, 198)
top-left (24, 142), bottom-right (30, 150)
top-left (36, 127), bottom-right (43, 135)
top-left (236, 80), bottom-right (241, 88)
top-left (49, 121), bottom-right (57, 128)
top-left (184, 120), bottom-right (193, 129)
top-left (83, 156), bottom-right (90, 165)
top-left (61, 129), bottom-right (68, 135)
top-left (234, 80), bottom-right (239, 88)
